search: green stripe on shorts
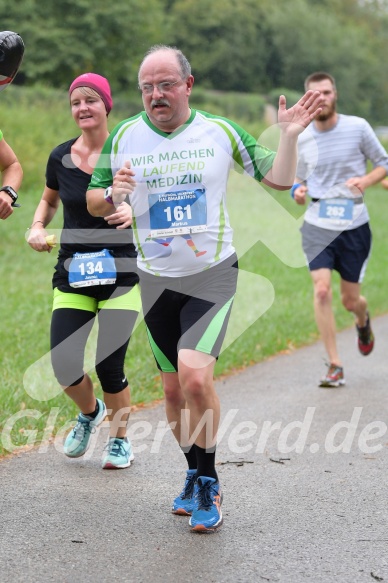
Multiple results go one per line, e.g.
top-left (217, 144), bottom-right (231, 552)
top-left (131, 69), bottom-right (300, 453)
top-left (196, 296), bottom-right (234, 354)
top-left (146, 327), bottom-right (176, 373)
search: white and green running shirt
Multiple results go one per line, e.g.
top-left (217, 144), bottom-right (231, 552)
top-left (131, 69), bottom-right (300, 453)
top-left (89, 109), bottom-right (276, 277)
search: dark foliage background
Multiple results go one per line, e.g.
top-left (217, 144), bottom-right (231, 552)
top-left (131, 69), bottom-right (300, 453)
top-left (2, 0), bottom-right (388, 123)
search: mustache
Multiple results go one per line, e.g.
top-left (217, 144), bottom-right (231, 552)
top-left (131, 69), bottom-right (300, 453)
top-left (151, 99), bottom-right (170, 108)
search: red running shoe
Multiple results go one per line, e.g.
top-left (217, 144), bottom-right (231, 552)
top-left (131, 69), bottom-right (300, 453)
top-left (356, 312), bottom-right (375, 356)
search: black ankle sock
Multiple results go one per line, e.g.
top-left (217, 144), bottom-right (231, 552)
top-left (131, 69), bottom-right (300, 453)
top-left (181, 445), bottom-right (198, 470)
top-left (84, 399), bottom-right (99, 419)
top-left (195, 445), bottom-right (218, 481)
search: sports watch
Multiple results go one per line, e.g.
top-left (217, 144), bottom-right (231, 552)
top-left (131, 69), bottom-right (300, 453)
top-left (0, 185), bottom-right (20, 207)
top-left (104, 186), bottom-right (114, 205)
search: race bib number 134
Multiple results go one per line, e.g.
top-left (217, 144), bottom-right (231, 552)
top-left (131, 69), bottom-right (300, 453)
top-left (68, 249), bottom-right (117, 288)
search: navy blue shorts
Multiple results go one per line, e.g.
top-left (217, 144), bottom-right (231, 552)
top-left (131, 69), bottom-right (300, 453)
top-left (300, 222), bottom-right (372, 283)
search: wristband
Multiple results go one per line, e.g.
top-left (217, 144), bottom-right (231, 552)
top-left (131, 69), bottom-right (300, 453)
top-left (104, 186), bottom-right (114, 205)
top-left (290, 183), bottom-right (302, 199)
top-left (27, 220), bottom-right (44, 230)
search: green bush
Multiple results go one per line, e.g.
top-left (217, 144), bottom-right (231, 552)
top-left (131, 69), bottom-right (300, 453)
top-left (191, 87), bottom-right (266, 125)
top-left (266, 87), bottom-right (303, 109)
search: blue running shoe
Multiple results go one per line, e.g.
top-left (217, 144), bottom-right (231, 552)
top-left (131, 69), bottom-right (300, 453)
top-left (189, 476), bottom-right (223, 533)
top-left (172, 469), bottom-right (197, 515)
top-left (102, 437), bottom-right (134, 469)
top-left (63, 398), bottom-right (107, 458)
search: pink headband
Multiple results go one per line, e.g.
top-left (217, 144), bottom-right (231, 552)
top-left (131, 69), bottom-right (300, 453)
top-left (69, 73), bottom-right (113, 113)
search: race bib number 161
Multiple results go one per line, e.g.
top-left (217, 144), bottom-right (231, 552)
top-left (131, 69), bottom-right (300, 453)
top-left (148, 188), bottom-right (207, 237)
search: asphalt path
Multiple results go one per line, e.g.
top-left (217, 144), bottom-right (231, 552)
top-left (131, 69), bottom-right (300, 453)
top-left (1, 315), bottom-right (387, 583)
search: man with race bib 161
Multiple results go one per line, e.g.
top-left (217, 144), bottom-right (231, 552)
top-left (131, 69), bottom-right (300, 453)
top-left (87, 45), bottom-right (324, 533)
top-left (291, 71), bottom-right (388, 388)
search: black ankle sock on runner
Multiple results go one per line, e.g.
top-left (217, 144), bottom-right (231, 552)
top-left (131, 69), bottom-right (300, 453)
top-left (84, 399), bottom-right (99, 419)
top-left (195, 445), bottom-right (218, 481)
top-left (181, 445), bottom-right (198, 470)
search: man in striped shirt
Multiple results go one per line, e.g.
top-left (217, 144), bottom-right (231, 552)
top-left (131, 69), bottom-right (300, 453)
top-left (292, 71), bottom-right (388, 388)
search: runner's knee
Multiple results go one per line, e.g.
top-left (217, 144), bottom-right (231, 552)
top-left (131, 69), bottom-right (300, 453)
top-left (314, 282), bottom-right (331, 304)
top-left (51, 351), bottom-right (84, 387)
top-left (342, 295), bottom-right (358, 312)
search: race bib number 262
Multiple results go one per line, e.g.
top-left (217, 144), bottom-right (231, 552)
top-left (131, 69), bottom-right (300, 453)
top-left (318, 198), bottom-right (354, 225)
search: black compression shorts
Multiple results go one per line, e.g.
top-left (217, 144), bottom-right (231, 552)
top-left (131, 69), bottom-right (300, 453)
top-left (139, 254), bottom-right (238, 372)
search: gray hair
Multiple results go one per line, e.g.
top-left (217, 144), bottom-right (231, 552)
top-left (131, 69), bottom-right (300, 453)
top-left (138, 45), bottom-right (191, 82)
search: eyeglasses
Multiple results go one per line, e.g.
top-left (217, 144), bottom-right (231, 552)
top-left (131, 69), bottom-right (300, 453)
top-left (138, 80), bottom-right (181, 95)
